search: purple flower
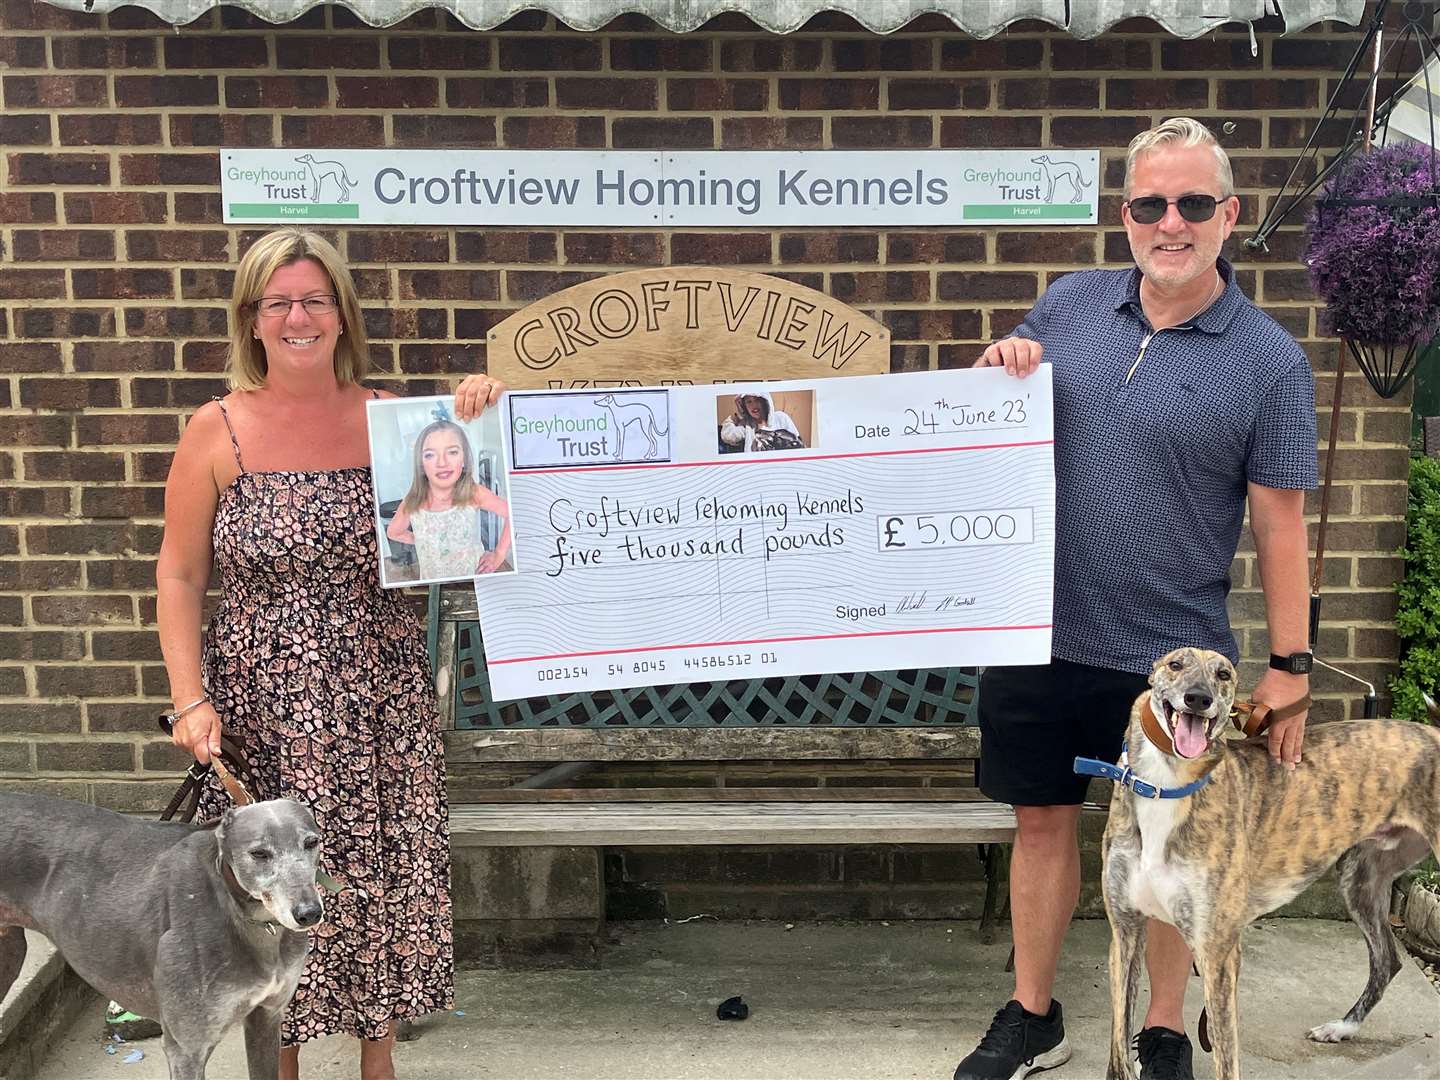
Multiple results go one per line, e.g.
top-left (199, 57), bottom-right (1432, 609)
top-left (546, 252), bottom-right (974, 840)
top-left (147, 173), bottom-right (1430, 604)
top-left (1305, 141), bottom-right (1440, 344)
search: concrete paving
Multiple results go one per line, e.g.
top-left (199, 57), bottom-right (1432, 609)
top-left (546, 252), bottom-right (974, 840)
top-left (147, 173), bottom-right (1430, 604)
top-left (32, 919), bottom-right (1440, 1080)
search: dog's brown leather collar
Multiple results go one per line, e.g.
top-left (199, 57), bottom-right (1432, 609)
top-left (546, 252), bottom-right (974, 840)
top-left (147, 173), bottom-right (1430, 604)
top-left (1230, 693), bottom-right (1312, 737)
top-left (1139, 698), bottom-right (1176, 755)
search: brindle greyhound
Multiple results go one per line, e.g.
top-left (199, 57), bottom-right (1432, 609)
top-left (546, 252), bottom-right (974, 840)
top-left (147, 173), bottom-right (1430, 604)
top-left (1095, 647), bottom-right (1440, 1080)
top-left (0, 793), bottom-right (323, 1080)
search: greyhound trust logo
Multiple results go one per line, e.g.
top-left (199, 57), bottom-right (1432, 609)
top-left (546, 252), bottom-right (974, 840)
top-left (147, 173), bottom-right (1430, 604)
top-left (509, 390), bottom-right (673, 470)
top-left (223, 153), bottom-right (363, 220)
top-left (960, 153), bottom-right (1096, 221)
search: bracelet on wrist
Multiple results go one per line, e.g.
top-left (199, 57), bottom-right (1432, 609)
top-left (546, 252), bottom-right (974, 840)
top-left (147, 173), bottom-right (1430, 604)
top-left (165, 694), bottom-right (211, 725)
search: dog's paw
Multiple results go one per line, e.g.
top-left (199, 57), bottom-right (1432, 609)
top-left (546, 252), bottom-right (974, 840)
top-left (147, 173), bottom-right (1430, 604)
top-left (1306, 1019), bottom-right (1358, 1043)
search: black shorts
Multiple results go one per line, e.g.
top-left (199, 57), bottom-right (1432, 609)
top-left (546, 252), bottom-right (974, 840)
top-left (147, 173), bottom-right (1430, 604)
top-left (977, 658), bottom-right (1149, 807)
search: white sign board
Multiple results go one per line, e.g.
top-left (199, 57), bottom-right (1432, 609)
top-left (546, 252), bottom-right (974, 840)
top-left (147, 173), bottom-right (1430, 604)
top-left (221, 149), bottom-right (1099, 227)
top-left (473, 367), bottom-right (1056, 701)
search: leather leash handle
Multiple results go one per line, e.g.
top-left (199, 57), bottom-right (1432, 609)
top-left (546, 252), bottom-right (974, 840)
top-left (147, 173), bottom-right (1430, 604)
top-left (156, 713), bottom-right (257, 811)
top-left (1231, 693), bottom-right (1313, 737)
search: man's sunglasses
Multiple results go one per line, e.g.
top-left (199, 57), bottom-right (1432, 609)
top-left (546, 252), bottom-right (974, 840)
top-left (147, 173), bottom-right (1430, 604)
top-left (1125, 194), bottom-right (1226, 225)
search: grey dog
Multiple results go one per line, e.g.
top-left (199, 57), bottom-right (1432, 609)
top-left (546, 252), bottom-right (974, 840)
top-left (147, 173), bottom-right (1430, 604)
top-left (0, 792), bottom-right (324, 1080)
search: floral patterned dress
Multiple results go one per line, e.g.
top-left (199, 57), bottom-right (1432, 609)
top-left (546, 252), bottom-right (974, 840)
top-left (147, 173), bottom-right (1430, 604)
top-left (196, 398), bottom-right (454, 1046)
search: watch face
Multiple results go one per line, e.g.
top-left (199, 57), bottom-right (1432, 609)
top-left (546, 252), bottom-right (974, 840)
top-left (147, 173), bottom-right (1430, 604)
top-left (1292, 653), bottom-right (1313, 673)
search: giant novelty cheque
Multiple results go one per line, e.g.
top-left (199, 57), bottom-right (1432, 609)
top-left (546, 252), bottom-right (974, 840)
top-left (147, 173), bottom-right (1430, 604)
top-left (474, 367), bottom-right (1055, 701)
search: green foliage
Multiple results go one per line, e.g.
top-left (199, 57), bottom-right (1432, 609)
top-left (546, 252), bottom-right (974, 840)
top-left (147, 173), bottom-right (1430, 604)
top-left (1391, 454), bottom-right (1440, 722)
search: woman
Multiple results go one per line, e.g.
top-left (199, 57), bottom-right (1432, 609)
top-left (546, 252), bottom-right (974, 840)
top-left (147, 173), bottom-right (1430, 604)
top-left (720, 390), bottom-right (805, 452)
top-left (157, 227), bottom-right (502, 1080)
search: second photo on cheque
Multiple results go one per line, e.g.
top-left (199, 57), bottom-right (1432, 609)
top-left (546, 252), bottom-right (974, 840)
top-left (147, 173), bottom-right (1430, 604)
top-left (366, 394), bottom-right (514, 587)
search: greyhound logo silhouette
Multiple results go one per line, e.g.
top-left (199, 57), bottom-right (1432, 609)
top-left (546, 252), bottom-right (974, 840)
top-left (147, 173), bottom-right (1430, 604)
top-left (1030, 155), bottom-right (1092, 204)
top-left (594, 394), bottom-right (668, 461)
top-left (295, 154), bottom-right (357, 204)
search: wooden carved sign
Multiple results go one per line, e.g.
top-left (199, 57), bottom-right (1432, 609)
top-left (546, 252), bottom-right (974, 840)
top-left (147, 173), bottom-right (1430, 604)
top-left (486, 266), bottom-right (890, 390)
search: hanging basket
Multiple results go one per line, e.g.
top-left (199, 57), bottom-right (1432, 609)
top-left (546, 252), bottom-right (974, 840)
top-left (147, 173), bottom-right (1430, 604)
top-left (1346, 337), bottom-right (1431, 399)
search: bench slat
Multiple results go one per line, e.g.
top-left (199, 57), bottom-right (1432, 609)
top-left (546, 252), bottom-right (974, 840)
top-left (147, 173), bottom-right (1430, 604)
top-left (447, 786), bottom-right (993, 803)
top-left (449, 801), bottom-right (1017, 846)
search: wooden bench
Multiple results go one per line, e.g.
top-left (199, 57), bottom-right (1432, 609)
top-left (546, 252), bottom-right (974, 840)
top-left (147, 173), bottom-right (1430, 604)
top-left (429, 269), bottom-right (1018, 962)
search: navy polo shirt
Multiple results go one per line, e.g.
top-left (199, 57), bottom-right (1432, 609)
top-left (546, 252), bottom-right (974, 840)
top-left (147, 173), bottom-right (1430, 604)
top-left (1013, 258), bottom-right (1317, 674)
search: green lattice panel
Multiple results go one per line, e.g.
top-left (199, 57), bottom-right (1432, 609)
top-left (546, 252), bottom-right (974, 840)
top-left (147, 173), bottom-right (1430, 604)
top-left (448, 621), bottom-right (979, 729)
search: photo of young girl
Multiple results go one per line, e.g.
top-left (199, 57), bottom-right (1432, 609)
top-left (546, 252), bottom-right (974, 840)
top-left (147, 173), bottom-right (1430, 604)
top-left (366, 396), bottom-right (514, 588)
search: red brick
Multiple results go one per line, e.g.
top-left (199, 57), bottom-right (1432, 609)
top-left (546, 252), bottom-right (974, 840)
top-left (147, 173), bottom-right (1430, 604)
top-left (398, 344), bottom-right (485, 375)
top-left (778, 233), bottom-right (879, 263)
top-left (74, 341), bottom-right (174, 372)
top-left (282, 114), bottom-right (386, 148)
top-left (938, 271), bottom-right (1040, 302)
top-left (881, 309), bottom-right (982, 341)
top-left (0, 560), bottom-right (81, 590)
top-left (23, 454), bottom-right (127, 483)
top-left (86, 556), bottom-right (161, 589)
top-left (779, 78), bottom-right (879, 110)
top-left (665, 233), bottom-right (768, 265)
top-left (609, 38), bottom-right (710, 72)
top-left (163, 35), bottom-right (267, 69)
top-left (347, 231), bottom-right (450, 263)
top-left (276, 37), bottom-right (380, 69)
top-left (71, 269), bottom-right (174, 300)
top-left (1262, 268), bottom-right (1319, 301)
top-left (1050, 115), bottom-right (1151, 147)
top-left (503, 116), bottom-right (606, 148)
top-left (59, 192), bottom-right (160, 227)
top-left (1217, 79), bottom-right (1319, 110)
top-left (1271, 39), bottom-right (1362, 69)
top-left (335, 77), bottom-right (438, 109)
top-left (831, 271), bottom-right (931, 304)
top-left (1001, 78), bottom-right (1100, 109)
top-left (123, 307), bottom-right (228, 337)
top-left (833, 117), bottom-right (933, 148)
top-left (558, 78), bottom-right (659, 110)
top-left (178, 269), bottom-right (235, 301)
top-left (0, 485), bottom-right (72, 517)
top-left (0, 269), bottom-right (64, 300)
top-left (665, 78), bottom-right (766, 112)
top-left (560, 233), bottom-right (664, 265)
top-left (1051, 40), bottom-right (1154, 70)
top-left (175, 192), bottom-right (223, 224)
top-left (0, 36), bottom-right (46, 67)
top-left (721, 117), bottom-right (824, 148)
top-left (134, 453), bottom-right (176, 483)
top-left (835, 39), bottom-right (933, 71)
top-left (997, 232), bottom-right (1097, 264)
top-left (890, 79), bottom-right (989, 110)
top-left (50, 36), bottom-right (155, 69)
top-left (392, 115), bottom-right (497, 148)
top-left (57, 114), bottom-right (163, 146)
top-left (130, 376), bottom-right (228, 408)
top-left (1271, 116), bottom-right (1349, 148)
top-left (91, 631), bottom-right (163, 662)
top-left (34, 740), bottom-right (135, 769)
top-left (454, 309), bottom-right (509, 340)
top-left (500, 38), bottom-right (602, 71)
top-left (0, 344), bottom-right (62, 373)
top-left (0, 114), bottom-right (50, 145)
top-left (939, 39), bottom-right (1043, 69)
top-left (454, 231), bottom-right (558, 262)
top-left (120, 153), bottom-right (220, 186)
top-left (2, 74), bottom-right (107, 107)
top-left (17, 307), bottom-right (116, 338)
top-left (81, 489), bottom-right (164, 521)
top-left (387, 36), bottom-right (492, 69)
top-left (613, 117), bottom-right (713, 148)
top-left (884, 233), bottom-right (985, 264)
top-left (169, 114), bottom-right (274, 147)
top-left (224, 76), bottom-right (330, 110)
top-left (446, 77), bottom-right (549, 109)
top-left (505, 270), bottom-right (602, 301)
top-left (720, 40), bottom-right (823, 73)
top-left (361, 307), bottom-right (447, 341)
top-left (0, 415), bottom-right (70, 446)
top-left (125, 230), bottom-right (230, 263)
top-left (1161, 39), bottom-right (1258, 70)
top-left (396, 270), bottom-right (501, 300)
top-left (0, 192), bottom-right (56, 224)
top-left (114, 75), bottom-right (219, 108)
top-left (76, 415), bottom-right (179, 446)
top-left (7, 153), bottom-right (110, 186)
top-left (939, 116), bottom-right (1043, 147)
top-left (0, 3), bottom-right (93, 29)
top-left (19, 378), bottom-right (123, 409)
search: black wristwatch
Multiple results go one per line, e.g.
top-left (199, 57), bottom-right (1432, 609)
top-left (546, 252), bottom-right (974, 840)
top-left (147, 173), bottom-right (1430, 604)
top-left (1269, 651), bottom-right (1313, 674)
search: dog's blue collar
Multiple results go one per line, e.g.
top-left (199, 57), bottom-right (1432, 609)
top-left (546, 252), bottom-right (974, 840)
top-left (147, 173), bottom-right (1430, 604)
top-left (1073, 742), bottom-right (1213, 800)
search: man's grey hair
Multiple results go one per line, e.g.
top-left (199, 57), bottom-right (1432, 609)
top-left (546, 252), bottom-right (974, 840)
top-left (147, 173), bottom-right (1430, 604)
top-left (1122, 117), bottom-right (1235, 199)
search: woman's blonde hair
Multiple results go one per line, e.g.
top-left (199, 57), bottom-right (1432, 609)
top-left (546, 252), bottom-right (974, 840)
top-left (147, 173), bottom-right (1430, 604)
top-left (402, 419), bottom-right (477, 516)
top-left (1123, 117), bottom-right (1234, 199)
top-left (226, 228), bottom-right (369, 391)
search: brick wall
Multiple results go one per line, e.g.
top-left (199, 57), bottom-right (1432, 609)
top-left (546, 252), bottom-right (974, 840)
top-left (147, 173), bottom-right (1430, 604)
top-left (0, 0), bottom-right (1406, 809)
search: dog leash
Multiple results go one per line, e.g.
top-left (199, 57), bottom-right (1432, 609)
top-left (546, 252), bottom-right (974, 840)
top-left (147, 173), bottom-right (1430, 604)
top-left (157, 714), bottom-right (258, 821)
top-left (1229, 693), bottom-right (1312, 737)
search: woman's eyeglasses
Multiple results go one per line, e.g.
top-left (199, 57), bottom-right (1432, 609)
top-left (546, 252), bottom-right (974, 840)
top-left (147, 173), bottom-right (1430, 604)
top-left (253, 295), bottom-right (339, 317)
top-left (1124, 194), bottom-right (1225, 225)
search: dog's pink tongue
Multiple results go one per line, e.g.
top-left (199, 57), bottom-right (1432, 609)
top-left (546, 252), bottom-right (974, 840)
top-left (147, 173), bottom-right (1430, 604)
top-left (1173, 713), bottom-right (1208, 758)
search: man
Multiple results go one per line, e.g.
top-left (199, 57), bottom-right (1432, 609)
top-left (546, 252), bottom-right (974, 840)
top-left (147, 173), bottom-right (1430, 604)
top-left (955, 118), bottom-right (1317, 1080)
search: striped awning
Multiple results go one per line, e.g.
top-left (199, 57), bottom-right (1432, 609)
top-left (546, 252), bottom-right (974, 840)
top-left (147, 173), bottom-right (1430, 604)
top-left (44, 0), bottom-right (1365, 39)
